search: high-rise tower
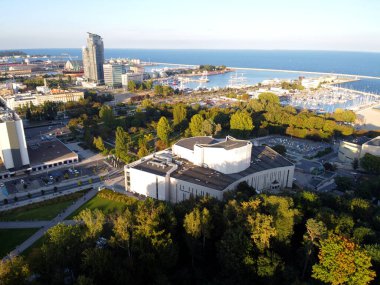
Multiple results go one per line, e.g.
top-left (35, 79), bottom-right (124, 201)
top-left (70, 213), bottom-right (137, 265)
top-left (82, 33), bottom-right (104, 84)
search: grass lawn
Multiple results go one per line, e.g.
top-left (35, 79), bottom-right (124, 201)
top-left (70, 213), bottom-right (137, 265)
top-left (0, 191), bottom-right (86, 221)
top-left (0, 228), bottom-right (39, 257)
top-left (68, 195), bottom-right (126, 219)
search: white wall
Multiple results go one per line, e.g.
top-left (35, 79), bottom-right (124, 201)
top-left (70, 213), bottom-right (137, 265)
top-left (0, 123), bottom-right (14, 169)
top-left (127, 168), bottom-right (167, 201)
top-left (15, 119), bottom-right (30, 166)
top-left (338, 141), bottom-right (361, 163)
top-left (361, 139), bottom-right (380, 158)
top-left (225, 165), bottom-right (295, 194)
top-left (200, 144), bottom-right (251, 174)
top-left (172, 144), bottom-right (194, 163)
top-left (169, 177), bottom-right (224, 203)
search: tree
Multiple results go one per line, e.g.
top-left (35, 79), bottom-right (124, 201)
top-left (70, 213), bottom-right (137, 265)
top-left (272, 144), bottom-right (286, 155)
top-left (111, 208), bottom-right (136, 258)
top-left (247, 213), bottom-right (277, 252)
top-left (93, 136), bottom-right (105, 153)
top-left (154, 85), bottom-right (163, 96)
top-left (173, 104), bottom-right (187, 127)
top-left (75, 209), bottom-right (105, 240)
top-left (184, 207), bottom-right (212, 249)
top-left (258, 92), bottom-right (280, 105)
top-left (361, 153), bottom-right (380, 174)
top-left (189, 114), bottom-right (204, 136)
top-left (156, 117), bottom-right (172, 144)
top-left (302, 219), bottom-right (327, 278)
top-left (127, 80), bottom-right (137, 92)
top-left (137, 144), bottom-right (149, 158)
top-left (312, 235), bottom-right (376, 285)
top-left (230, 110), bottom-right (254, 137)
top-left (0, 255), bottom-right (30, 285)
top-left (145, 80), bottom-right (153, 90)
top-left (115, 126), bottom-right (131, 162)
top-left (99, 105), bottom-right (114, 129)
top-left (335, 176), bottom-right (353, 192)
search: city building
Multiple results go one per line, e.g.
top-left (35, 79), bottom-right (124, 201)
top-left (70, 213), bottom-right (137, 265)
top-left (64, 60), bottom-right (83, 71)
top-left (82, 33), bottom-right (104, 84)
top-left (0, 89), bottom-right (84, 110)
top-left (121, 72), bottom-right (144, 86)
top-left (103, 64), bottom-right (122, 87)
top-left (125, 136), bottom-right (295, 203)
top-left (129, 65), bottom-right (145, 74)
top-left (0, 109), bottom-right (30, 172)
top-left (338, 136), bottom-right (380, 163)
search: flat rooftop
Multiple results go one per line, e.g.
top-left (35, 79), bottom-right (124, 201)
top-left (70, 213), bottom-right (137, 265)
top-left (205, 139), bottom-right (250, 150)
top-left (175, 136), bottom-right (217, 151)
top-left (28, 139), bottom-right (77, 166)
top-left (345, 136), bottom-right (371, 146)
top-left (366, 137), bottom-right (380, 147)
top-left (132, 146), bottom-right (293, 191)
top-left (133, 158), bottom-right (174, 176)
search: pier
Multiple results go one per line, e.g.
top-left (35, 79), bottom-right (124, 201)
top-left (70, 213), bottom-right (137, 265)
top-left (151, 62), bottom-right (380, 81)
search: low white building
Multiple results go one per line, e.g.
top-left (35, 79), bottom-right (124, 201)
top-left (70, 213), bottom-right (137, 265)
top-left (1, 90), bottom-right (84, 110)
top-left (121, 73), bottom-right (144, 86)
top-left (338, 136), bottom-right (380, 163)
top-left (125, 136), bottom-right (295, 203)
top-left (301, 78), bottom-right (321, 89)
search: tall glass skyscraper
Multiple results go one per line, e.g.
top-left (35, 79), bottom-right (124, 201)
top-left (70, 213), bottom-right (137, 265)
top-left (82, 33), bottom-right (104, 84)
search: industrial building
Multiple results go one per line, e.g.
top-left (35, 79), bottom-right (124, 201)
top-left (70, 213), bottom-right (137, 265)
top-left (125, 136), bottom-right (295, 203)
top-left (82, 33), bottom-right (104, 84)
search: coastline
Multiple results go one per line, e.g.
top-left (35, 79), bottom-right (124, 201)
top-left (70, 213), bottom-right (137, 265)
top-left (150, 61), bottom-right (380, 80)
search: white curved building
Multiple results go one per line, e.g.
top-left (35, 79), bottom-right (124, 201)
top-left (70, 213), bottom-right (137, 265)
top-left (173, 136), bottom-right (251, 174)
top-left (125, 136), bottom-right (295, 203)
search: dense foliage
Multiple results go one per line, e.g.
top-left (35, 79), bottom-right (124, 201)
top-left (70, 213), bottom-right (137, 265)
top-left (2, 186), bottom-right (377, 285)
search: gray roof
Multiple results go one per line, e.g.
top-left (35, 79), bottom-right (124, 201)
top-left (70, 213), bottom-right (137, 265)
top-left (28, 139), bottom-right (78, 166)
top-left (175, 137), bottom-right (218, 151)
top-left (367, 137), bottom-right (380, 147)
top-left (133, 146), bottom-right (294, 191)
top-left (204, 139), bottom-right (250, 150)
top-left (132, 158), bottom-right (174, 176)
top-left (345, 136), bottom-right (371, 146)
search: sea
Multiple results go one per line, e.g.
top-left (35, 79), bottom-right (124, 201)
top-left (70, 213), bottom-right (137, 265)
top-left (14, 48), bottom-right (380, 94)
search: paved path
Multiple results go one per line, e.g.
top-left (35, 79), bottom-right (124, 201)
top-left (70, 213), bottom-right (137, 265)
top-left (0, 221), bottom-right (49, 229)
top-left (4, 187), bottom-right (99, 259)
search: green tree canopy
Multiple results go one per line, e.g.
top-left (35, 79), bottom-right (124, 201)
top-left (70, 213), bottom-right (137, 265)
top-left (312, 235), bottom-right (376, 285)
top-left (156, 116), bottom-right (172, 144)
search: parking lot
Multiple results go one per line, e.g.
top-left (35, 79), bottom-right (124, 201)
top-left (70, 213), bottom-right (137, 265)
top-left (253, 135), bottom-right (332, 162)
top-left (2, 160), bottom-right (112, 196)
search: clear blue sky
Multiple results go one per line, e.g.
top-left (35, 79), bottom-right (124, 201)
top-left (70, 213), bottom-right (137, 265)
top-left (1, 0), bottom-right (380, 51)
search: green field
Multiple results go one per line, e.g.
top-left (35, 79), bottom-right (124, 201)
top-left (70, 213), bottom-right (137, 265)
top-left (68, 195), bottom-right (126, 219)
top-left (0, 192), bottom-right (86, 221)
top-left (0, 228), bottom-right (39, 257)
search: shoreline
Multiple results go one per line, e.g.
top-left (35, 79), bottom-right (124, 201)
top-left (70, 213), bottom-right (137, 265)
top-left (149, 61), bottom-right (380, 80)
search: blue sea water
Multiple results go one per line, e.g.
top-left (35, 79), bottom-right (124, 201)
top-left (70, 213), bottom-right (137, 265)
top-left (15, 48), bottom-right (380, 93)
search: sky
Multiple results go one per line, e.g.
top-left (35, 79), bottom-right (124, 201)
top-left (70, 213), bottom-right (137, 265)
top-left (1, 0), bottom-right (380, 51)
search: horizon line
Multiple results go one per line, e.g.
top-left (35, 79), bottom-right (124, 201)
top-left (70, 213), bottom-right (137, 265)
top-left (1, 47), bottom-right (380, 54)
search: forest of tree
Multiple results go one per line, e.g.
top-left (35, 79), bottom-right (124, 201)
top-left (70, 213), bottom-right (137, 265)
top-left (2, 185), bottom-right (380, 285)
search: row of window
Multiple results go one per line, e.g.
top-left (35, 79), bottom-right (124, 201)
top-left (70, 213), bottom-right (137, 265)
top-left (31, 158), bottom-right (78, 171)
